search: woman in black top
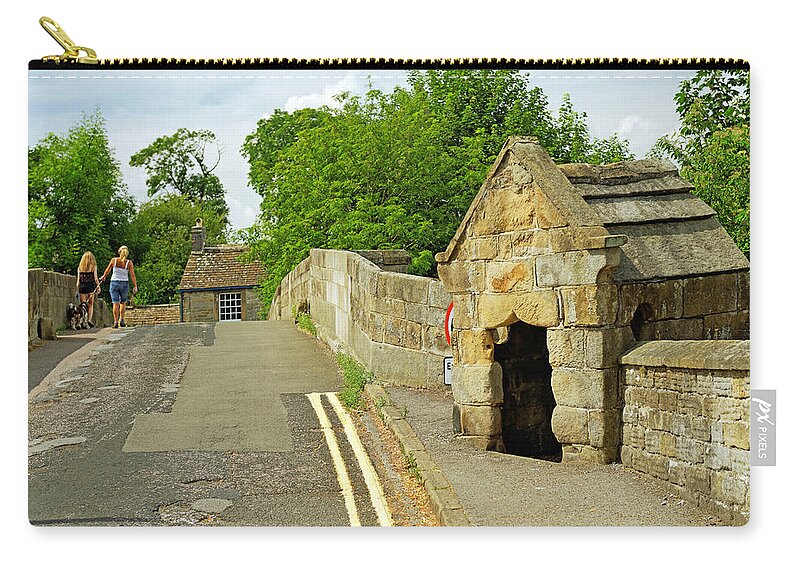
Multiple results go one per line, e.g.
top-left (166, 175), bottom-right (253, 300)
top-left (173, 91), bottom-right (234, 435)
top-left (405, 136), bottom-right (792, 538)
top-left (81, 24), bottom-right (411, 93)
top-left (76, 251), bottom-right (101, 327)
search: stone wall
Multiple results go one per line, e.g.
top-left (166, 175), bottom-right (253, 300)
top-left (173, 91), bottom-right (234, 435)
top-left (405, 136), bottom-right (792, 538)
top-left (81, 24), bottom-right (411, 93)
top-left (28, 268), bottom-right (112, 342)
top-left (124, 303), bottom-right (180, 326)
top-left (269, 250), bottom-right (453, 390)
top-left (181, 288), bottom-right (262, 322)
top-left (620, 340), bottom-right (750, 524)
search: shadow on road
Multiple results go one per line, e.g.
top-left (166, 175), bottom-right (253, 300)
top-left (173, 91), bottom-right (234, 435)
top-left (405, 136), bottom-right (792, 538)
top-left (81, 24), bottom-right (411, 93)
top-left (29, 330), bottom-right (101, 392)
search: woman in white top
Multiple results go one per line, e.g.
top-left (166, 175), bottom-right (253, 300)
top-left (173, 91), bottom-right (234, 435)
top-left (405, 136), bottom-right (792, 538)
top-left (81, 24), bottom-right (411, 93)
top-left (99, 245), bottom-right (139, 328)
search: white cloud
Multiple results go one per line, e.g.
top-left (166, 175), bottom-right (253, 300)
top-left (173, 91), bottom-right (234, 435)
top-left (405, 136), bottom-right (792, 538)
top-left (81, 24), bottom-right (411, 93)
top-left (283, 72), bottom-right (362, 114)
top-left (617, 114), bottom-right (651, 140)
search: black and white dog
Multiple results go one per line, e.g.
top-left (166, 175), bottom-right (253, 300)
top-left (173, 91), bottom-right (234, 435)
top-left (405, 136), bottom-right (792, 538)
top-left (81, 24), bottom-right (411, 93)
top-left (67, 302), bottom-right (90, 330)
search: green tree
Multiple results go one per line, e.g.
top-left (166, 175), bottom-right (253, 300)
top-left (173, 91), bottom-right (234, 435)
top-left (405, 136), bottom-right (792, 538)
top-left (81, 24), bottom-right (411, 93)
top-left (240, 70), bottom-right (633, 307)
top-left (651, 69), bottom-right (750, 256)
top-left (28, 112), bottom-right (134, 273)
top-left (130, 128), bottom-right (230, 223)
top-left (127, 195), bottom-right (227, 304)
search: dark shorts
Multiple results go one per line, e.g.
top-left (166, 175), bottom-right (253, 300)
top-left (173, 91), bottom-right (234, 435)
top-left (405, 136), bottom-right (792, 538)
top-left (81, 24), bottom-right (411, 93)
top-left (110, 280), bottom-right (129, 304)
top-left (78, 282), bottom-right (96, 295)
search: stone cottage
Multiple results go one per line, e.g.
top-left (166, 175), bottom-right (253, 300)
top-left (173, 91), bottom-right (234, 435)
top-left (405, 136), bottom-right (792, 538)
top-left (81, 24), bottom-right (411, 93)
top-left (436, 137), bottom-right (749, 463)
top-left (178, 219), bottom-right (266, 322)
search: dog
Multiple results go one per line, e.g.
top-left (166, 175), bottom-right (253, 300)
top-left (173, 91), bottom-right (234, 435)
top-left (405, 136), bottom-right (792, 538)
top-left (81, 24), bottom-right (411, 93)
top-left (67, 302), bottom-right (90, 330)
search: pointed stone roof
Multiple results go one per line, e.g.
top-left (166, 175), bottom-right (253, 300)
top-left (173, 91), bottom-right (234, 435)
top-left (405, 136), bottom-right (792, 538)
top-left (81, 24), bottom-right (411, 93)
top-left (436, 136), bottom-right (749, 283)
top-left (178, 244), bottom-right (265, 291)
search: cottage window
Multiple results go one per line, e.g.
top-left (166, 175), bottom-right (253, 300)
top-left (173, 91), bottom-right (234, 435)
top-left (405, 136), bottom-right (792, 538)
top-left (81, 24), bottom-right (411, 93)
top-left (219, 292), bottom-right (242, 321)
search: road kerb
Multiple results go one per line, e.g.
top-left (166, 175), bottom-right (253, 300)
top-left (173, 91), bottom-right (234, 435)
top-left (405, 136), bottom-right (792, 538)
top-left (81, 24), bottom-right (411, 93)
top-left (365, 383), bottom-right (472, 527)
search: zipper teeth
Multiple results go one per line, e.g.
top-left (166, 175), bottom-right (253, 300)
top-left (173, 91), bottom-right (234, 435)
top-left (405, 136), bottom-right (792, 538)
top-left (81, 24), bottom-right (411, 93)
top-left (84, 57), bottom-right (747, 68)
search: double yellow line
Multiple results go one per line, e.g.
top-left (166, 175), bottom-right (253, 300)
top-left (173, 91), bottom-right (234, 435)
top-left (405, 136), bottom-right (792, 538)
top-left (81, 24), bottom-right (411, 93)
top-left (306, 392), bottom-right (393, 527)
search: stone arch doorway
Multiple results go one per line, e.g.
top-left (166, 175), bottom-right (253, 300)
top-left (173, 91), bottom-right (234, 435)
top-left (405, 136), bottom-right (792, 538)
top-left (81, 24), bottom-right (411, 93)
top-left (494, 321), bottom-right (562, 461)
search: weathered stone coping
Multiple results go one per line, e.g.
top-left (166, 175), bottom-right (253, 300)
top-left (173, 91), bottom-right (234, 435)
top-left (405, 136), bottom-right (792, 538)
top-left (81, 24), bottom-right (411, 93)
top-left (620, 340), bottom-right (749, 371)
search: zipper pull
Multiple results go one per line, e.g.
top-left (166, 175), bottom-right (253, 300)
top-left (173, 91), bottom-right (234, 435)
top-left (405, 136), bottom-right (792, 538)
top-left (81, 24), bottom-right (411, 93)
top-left (39, 16), bottom-right (98, 64)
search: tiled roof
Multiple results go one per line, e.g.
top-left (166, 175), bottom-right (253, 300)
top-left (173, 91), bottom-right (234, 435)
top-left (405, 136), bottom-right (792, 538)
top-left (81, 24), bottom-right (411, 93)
top-left (178, 244), bottom-right (266, 291)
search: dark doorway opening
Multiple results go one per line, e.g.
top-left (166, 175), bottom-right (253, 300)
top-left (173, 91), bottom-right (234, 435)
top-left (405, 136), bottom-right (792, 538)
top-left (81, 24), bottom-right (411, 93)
top-left (494, 321), bottom-right (562, 461)
top-left (631, 303), bottom-right (655, 341)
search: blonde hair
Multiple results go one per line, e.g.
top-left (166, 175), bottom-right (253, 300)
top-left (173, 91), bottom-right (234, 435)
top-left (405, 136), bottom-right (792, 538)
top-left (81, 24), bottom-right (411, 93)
top-left (118, 245), bottom-right (129, 261)
top-left (78, 251), bottom-right (97, 273)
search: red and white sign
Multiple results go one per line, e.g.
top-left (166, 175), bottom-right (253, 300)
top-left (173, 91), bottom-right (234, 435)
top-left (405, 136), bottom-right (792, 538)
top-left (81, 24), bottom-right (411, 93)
top-left (444, 301), bottom-right (454, 345)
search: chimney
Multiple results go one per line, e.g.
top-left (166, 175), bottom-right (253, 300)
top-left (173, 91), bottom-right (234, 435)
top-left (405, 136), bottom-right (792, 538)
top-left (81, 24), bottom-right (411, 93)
top-left (191, 218), bottom-right (206, 253)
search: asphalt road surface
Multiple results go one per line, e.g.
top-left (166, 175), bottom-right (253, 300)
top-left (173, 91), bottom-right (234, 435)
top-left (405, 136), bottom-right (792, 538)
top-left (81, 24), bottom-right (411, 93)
top-left (28, 321), bottom-right (416, 526)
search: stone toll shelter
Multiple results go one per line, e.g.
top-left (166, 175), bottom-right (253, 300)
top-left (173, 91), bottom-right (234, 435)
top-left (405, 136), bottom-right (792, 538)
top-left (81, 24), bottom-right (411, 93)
top-left (436, 137), bottom-right (750, 463)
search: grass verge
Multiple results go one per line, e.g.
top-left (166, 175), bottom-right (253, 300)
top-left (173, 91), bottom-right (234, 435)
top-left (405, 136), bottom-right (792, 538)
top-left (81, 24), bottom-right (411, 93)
top-left (293, 310), bottom-right (317, 336)
top-left (336, 352), bottom-right (371, 410)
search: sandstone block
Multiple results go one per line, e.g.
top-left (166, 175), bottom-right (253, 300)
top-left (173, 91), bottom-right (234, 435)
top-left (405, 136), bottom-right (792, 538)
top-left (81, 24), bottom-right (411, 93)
top-left (473, 293), bottom-right (516, 328)
top-left (737, 271), bottom-right (750, 311)
top-left (585, 326), bottom-right (635, 368)
top-left (560, 284), bottom-right (619, 326)
top-left (704, 443), bottom-right (732, 470)
top-left (711, 471), bottom-right (748, 505)
top-left (534, 187), bottom-right (568, 229)
top-left (38, 317), bottom-right (56, 340)
top-left (474, 290), bottom-right (559, 329)
top-left (548, 226), bottom-right (610, 253)
top-left (510, 229), bottom-right (550, 257)
top-left (422, 325), bottom-right (450, 355)
top-left (619, 279), bottom-right (684, 323)
top-left (589, 409), bottom-right (620, 448)
top-left (658, 390), bottom-right (678, 412)
top-left (551, 405), bottom-right (589, 445)
top-left (457, 404), bottom-right (502, 437)
top-left (457, 329), bottom-right (495, 365)
top-left (648, 453), bottom-right (670, 481)
top-left (703, 311), bottom-right (750, 340)
top-left (468, 237), bottom-right (499, 260)
top-left (535, 249), bottom-right (618, 288)
top-left (436, 260), bottom-right (486, 294)
top-left (551, 368), bottom-right (618, 409)
top-left (688, 416), bottom-right (711, 442)
top-left (686, 465), bottom-right (711, 494)
top-left (428, 281), bottom-right (452, 310)
top-left (722, 421), bottom-right (749, 450)
top-left (451, 294), bottom-right (477, 329)
top-left (378, 272), bottom-right (431, 303)
top-left (650, 318), bottom-right (705, 341)
top-left (472, 186), bottom-right (538, 235)
top-left (658, 432), bottom-right (677, 457)
top-left (452, 362), bottom-right (503, 405)
top-left (513, 290), bottom-right (561, 328)
top-left (668, 459), bottom-right (688, 486)
top-left (675, 437), bottom-right (704, 464)
top-left (683, 273), bottom-right (739, 317)
top-left (547, 328), bottom-right (586, 368)
top-left (488, 261), bottom-right (535, 294)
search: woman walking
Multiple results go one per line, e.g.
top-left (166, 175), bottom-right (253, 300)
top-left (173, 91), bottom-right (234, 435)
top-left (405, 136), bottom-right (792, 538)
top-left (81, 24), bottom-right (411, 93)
top-left (76, 251), bottom-right (101, 328)
top-left (100, 245), bottom-right (138, 328)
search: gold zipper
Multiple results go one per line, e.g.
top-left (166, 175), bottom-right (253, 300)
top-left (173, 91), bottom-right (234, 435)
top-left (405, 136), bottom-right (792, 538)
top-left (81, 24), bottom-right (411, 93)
top-left (35, 16), bottom-right (748, 70)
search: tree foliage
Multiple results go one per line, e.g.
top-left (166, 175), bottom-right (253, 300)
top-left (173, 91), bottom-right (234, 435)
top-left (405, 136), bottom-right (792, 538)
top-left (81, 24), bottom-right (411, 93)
top-left (130, 128), bottom-right (230, 223)
top-left (28, 112), bottom-right (134, 274)
top-left (240, 70), bottom-right (634, 307)
top-left (651, 69), bottom-right (750, 256)
top-left (126, 195), bottom-right (228, 305)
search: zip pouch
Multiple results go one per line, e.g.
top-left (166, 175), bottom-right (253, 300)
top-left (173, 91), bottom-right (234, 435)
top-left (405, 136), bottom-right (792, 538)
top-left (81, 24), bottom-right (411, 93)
top-left (28, 17), bottom-right (752, 528)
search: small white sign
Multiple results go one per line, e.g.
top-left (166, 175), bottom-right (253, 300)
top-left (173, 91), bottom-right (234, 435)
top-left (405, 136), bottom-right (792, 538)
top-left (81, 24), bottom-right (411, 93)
top-left (443, 356), bottom-right (454, 385)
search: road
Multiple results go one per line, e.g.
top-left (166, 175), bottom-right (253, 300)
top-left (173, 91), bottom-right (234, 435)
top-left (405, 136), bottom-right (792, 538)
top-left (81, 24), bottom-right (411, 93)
top-left (28, 321), bottom-right (430, 526)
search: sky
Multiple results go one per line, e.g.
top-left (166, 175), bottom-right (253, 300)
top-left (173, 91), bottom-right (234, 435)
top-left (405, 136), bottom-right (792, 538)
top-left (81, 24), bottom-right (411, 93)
top-left (28, 68), bottom-right (691, 231)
